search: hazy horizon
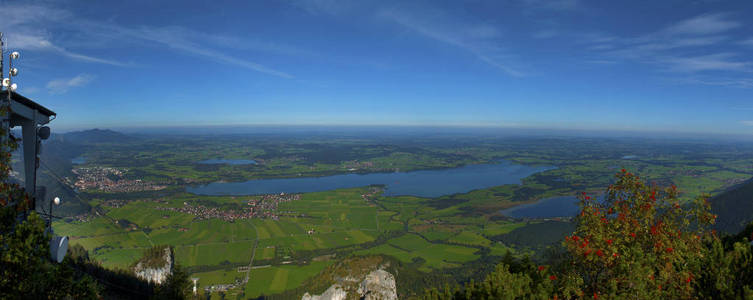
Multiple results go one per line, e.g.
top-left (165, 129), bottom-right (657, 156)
top-left (45, 124), bottom-right (753, 143)
top-left (2, 1), bottom-right (753, 134)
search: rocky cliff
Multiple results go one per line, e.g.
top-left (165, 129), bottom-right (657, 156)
top-left (357, 270), bottom-right (397, 300)
top-left (301, 269), bottom-right (397, 300)
top-left (133, 246), bottom-right (172, 284)
top-left (302, 284), bottom-right (348, 300)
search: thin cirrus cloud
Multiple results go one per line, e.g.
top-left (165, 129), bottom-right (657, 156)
top-left (46, 74), bottom-right (95, 94)
top-left (519, 0), bottom-right (580, 11)
top-left (1, 3), bottom-right (127, 66)
top-left (592, 13), bottom-right (748, 72)
top-left (663, 53), bottom-right (751, 73)
top-left (378, 9), bottom-right (525, 77)
top-left (573, 13), bottom-right (752, 87)
top-left (291, 1), bottom-right (526, 77)
top-left (6, 32), bottom-right (129, 67)
top-left (674, 77), bottom-right (753, 89)
top-left (2, 3), bottom-right (295, 79)
top-left (127, 26), bottom-right (295, 79)
top-left (661, 13), bottom-right (741, 36)
top-left (0, 3), bottom-right (70, 27)
top-left (68, 21), bottom-right (297, 79)
top-left (740, 121), bottom-right (753, 126)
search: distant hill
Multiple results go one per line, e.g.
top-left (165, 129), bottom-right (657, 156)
top-left (712, 176), bottom-right (753, 234)
top-left (29, 128), bottom-right (136, 216)
top-left (56, 128), bottom-right (138, 144)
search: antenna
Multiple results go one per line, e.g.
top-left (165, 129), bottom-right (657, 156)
top-left (0, 31), bottom-right (7, 150)
top-left (192, 277), bottom-right (199, 295)
top-left (0, 31), bottom-right (66, 263)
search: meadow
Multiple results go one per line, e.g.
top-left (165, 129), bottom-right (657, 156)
top-left (51, 135), bottom-right (753, 297)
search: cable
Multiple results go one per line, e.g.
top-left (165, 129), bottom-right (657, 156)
top-left (38, 159), bottom-right (89, 206)
top-left (20, 163), bottom-right (153, 297)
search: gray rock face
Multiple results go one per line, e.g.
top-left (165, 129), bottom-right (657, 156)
top-left (301, 284), bottom-right (347, 300)
top-left (357, 270), bottom-right (398, 300)
top-left (301, 269), bottom-right (397, 300)
top-left (134, 247), bottom-right (173, 284)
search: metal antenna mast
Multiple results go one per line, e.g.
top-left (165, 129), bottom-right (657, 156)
top-left (0, 32), bottom-right (8, 149)
top-left (1, 32), bottom-right (19, 151)
top-left (0, 31), bottom-right (66, 263)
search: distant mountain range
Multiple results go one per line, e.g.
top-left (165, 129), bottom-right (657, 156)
top-left (54, 128), bottom-right (138, 144)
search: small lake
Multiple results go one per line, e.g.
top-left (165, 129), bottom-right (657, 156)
top-left (71, 156), bottom-right (86, 164)
top-left (499, 195), bottom-right (605, 218)
top-left (187, 160), bottom-right (554, 198)
top-left (198, 159), bottom-right (258, 165)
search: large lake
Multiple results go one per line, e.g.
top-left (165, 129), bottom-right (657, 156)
top-left (187, 160), bottom-right (554, 198)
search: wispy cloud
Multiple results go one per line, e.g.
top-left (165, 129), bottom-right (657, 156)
top-left (292, 1), bottom-right (537, 77)
top-left (663, 53), bottom-right (751, 73)
top-left (291, 0), bottom-right (359, 15)
top-left (0, 3), bottom-right (70, 27)
top-left (741, 38), bottom-right (753, 47)
top-left (71, 22), bottom-right (297, 78)
top-left (2, 3), bottom-right (296, 78)
top-left (667, 76), bottom-right (753, 89)
top-left (46, 74), bottom-right (95, 94)
top-left (379, 8), bottom-right (525, 77)
top-left (5, 32), bottom-right (129, 66)
top-left (579, 12), bottom-right (752, 79)
top-left (662, 13), bottom-right (740, 36)
top-left (519, 0), bottom-right (580, 11)
top-left (122, 26), bottom-right (295, 78)
top-left (1, 3), bottom-right (127, 66)
top-left (740, 120), bottom-right (753, 126)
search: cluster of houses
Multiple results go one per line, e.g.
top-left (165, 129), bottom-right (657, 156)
top-left (156, 203), bottom-right (253, 222)
top-left (72, 167), bottom-right (167, 192)
top-left (101, 199), bottom-right (129, 208)
top-left (343, 160), bottom-right (375, 171)
top-left (246, 193), bottom-right (301, 219)
top-left (360, 186), bottom-right (383, 202)
top-left (153, 193), bottom-right (302, 222)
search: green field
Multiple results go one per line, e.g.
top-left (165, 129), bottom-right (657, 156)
top-left (193, 269), bottom-right (245, 287)
top-left (355, 233), bottom-right (479, 271)
top-left (175, 241), bottom-right (256, 266)
top-left (243, 262), bottom-right (333, 298)
top-left (50, 135), bottom-right (753, 298)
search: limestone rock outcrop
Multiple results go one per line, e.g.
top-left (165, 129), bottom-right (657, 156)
top-left (357, 270), bottom-right (397, 300)
top-left (133, 247), bottom-right (172, 284)
top-left (302, 284), bottom-right (348, 300)
top-left (301, 269), bottom-right (397, 300)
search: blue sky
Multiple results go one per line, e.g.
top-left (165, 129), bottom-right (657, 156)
top-left (1, 0), bottom-right (752, 134)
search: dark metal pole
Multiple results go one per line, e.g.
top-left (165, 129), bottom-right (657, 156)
top-left (49, 196), bottom-right (53, 230)
top-left (0, 32), bottom-right (7, 149)
top-left (0, 32), bottom-right (11, 156)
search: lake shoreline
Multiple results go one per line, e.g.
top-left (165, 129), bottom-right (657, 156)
top-left (187, 160), bottom-right (555, 198)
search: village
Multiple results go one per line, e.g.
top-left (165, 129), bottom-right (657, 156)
top-left (155, 193), bottom-right (301, 222)
top-left (73, 167), bottom-right (167, 192)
